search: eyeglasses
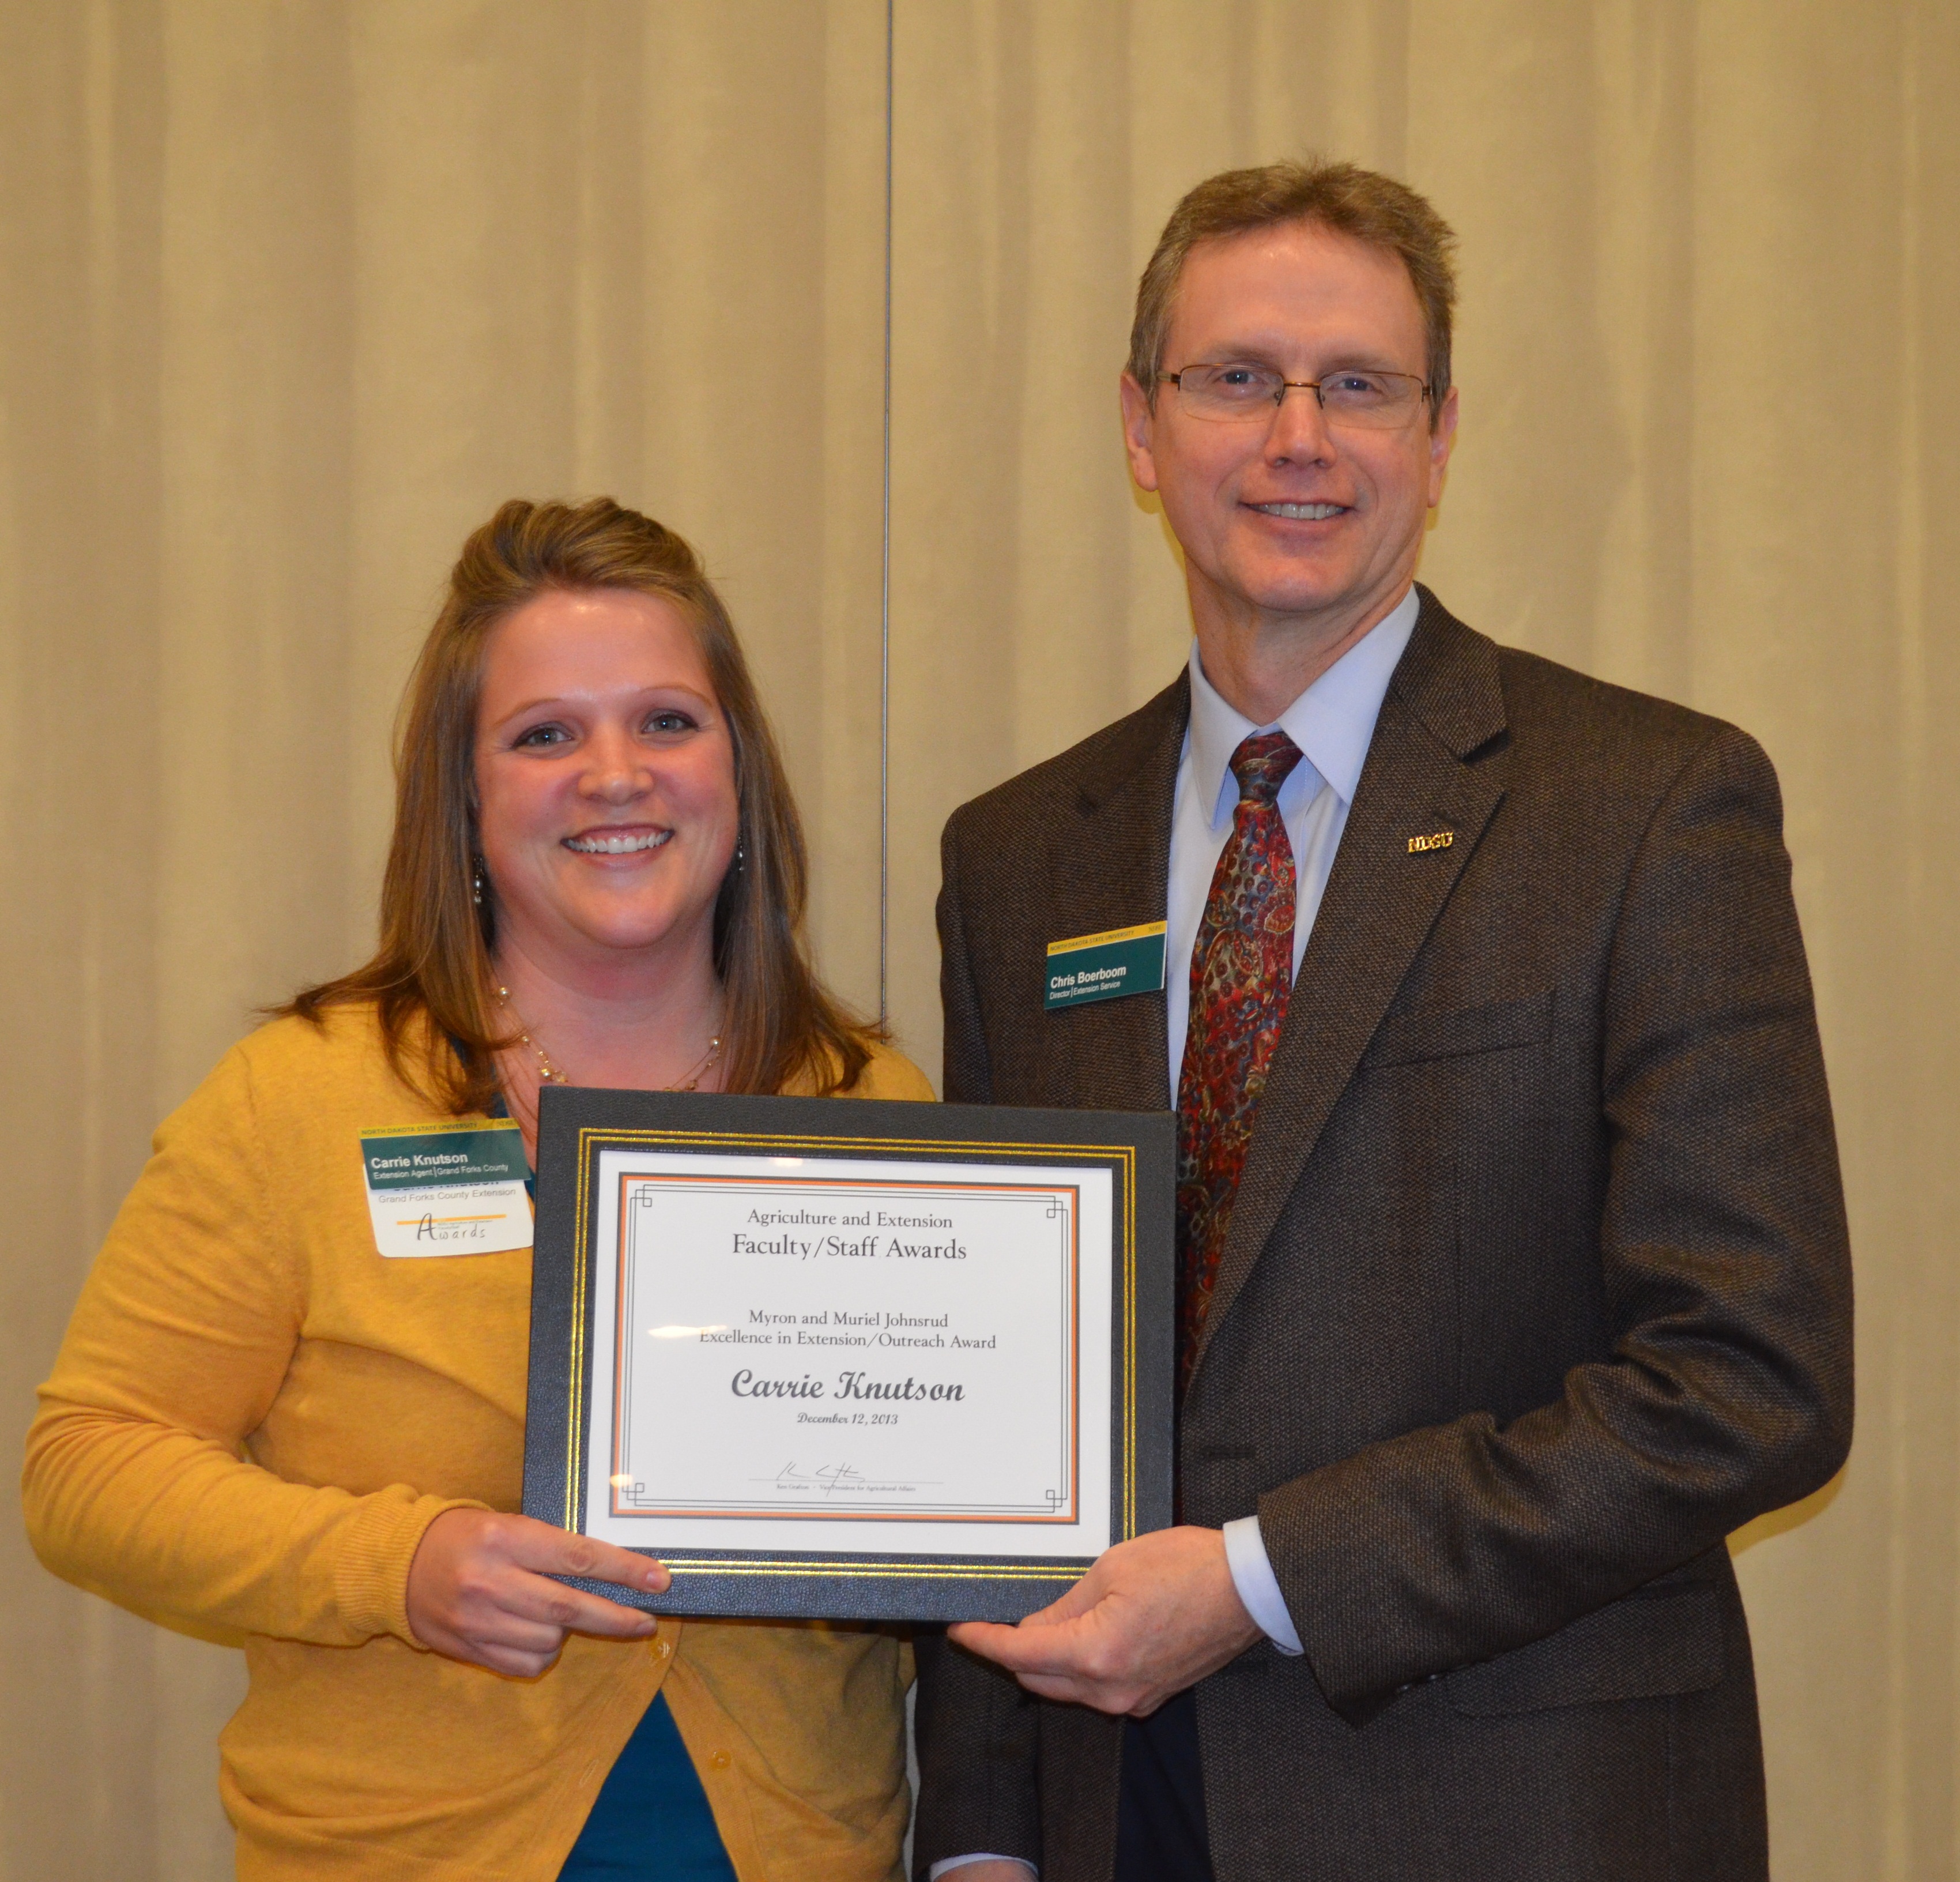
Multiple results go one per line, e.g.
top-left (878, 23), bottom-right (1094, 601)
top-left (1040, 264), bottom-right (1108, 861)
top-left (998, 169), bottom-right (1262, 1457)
top-left (1159, 363), bottom-right (1433, 430)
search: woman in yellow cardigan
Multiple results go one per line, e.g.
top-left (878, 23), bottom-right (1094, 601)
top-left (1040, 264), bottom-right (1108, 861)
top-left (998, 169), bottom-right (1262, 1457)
top-left (24, 498), bottom-right (929, 1880)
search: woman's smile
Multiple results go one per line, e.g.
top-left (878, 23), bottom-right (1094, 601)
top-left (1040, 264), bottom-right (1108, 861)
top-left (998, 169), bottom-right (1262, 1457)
top-left (563, 826), bottom-right (674, 856)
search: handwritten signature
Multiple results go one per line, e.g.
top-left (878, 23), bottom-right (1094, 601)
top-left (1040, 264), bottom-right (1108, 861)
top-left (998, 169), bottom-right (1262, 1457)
top-left (763, 1460), bottom-right (940, 1496)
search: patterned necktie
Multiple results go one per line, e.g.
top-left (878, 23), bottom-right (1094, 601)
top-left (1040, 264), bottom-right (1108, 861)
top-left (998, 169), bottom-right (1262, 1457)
top-left (1175, 730), bottom-right (1304, 1391)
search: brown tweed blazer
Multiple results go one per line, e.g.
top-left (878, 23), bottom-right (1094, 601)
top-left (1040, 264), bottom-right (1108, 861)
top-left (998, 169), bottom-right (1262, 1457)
top-left (912, 588), bottom-right (1853, 1882)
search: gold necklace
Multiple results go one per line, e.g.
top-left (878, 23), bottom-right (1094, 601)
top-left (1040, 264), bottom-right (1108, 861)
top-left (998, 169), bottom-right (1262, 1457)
top-left (495, 987), bottom-right (723, 1093)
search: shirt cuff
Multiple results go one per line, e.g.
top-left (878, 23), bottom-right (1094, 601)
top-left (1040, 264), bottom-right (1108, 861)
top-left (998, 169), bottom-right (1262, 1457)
top-left (928, 1860), bottom-right (1036, 1880)
top-left (1222, 1514), bottom-right (1304, 1655)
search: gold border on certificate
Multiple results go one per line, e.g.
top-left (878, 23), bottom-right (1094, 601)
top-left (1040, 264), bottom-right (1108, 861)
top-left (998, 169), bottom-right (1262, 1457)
top-left (561, 1126), bottom-right (1140, 1589)
top-left (608, 1171), bottom-right (1081, 1524)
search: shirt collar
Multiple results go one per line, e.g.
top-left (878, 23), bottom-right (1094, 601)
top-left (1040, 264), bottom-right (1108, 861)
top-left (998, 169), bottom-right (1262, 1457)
top-left (1186, 585), bottom-right (1422, 830)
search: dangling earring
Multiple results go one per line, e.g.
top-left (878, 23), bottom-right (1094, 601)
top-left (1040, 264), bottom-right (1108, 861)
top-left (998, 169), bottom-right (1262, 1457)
top-left (735, 844), bottom-right (747, 874)
top-left (472, 859), bottom-right (486, 906)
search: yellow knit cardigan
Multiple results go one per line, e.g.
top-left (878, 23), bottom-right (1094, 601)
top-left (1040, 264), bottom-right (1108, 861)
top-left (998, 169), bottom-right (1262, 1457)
top-left (25, 1004), bottom-right (933, 1881)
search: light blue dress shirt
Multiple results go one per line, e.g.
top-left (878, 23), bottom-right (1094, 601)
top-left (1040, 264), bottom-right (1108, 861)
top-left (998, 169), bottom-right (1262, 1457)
top-left (931, 589), bottom-right (1420, 1879)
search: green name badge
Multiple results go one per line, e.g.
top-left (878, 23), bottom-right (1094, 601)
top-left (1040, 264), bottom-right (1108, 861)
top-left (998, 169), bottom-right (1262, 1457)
top-left (359, 1119), bottom-right (534, 1258)
top-left (1044, 920), bottom-right (1169, 1011)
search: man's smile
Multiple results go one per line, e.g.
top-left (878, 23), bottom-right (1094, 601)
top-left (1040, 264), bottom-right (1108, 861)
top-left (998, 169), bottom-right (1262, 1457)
top-left (1246, 500), bottom-right (1349, 520)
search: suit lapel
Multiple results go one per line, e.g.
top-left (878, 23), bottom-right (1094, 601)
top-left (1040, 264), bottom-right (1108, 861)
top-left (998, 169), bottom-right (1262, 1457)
top-left (1190, 593), bottom-right (1510, 1383)
top-left (1039, 677), bottom-right (1188, 1114)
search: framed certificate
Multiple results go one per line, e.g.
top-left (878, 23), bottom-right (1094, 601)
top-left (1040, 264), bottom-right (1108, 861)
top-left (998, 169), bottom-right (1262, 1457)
top-left (522, 1086), bottom-right (1174, 1622)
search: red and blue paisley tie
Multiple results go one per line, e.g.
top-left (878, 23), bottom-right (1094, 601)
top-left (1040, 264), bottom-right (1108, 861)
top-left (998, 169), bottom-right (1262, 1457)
top-left (1175, 730), bottom-right (1304, 1390)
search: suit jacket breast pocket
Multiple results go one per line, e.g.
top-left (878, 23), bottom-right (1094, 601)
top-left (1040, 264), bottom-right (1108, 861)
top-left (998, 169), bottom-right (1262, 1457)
top-left (1362, 987), bottom-right (1555, 1069)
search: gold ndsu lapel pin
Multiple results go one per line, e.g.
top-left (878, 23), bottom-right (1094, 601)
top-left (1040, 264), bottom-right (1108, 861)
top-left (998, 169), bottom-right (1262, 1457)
top-left (1407, 830), bottom-right (1455, 854)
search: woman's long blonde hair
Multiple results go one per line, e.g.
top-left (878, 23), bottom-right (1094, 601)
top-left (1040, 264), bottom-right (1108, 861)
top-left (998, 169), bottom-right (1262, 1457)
top-left (284, 497), bottom-right (880, 1112)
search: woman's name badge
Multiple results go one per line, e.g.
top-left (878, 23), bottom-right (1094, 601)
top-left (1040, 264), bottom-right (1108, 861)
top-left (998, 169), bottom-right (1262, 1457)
top-left (359, 1120), bottom-right (534, 1258)
top-left (1044, 921), bottom-right (1169, 1011)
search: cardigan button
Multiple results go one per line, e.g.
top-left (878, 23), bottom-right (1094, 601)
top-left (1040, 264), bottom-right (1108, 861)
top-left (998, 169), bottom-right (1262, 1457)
top-left (709, 1751), bottom-right (732, 1770)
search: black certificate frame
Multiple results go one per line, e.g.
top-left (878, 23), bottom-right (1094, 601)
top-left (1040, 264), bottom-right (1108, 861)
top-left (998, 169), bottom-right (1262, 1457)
top-left (522, 1086), bottom-right (1174, 1623)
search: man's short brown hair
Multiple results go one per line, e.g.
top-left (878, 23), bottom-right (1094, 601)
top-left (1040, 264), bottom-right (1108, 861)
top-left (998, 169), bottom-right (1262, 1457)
top-left (1129, 159), bottom-right (1459, 424)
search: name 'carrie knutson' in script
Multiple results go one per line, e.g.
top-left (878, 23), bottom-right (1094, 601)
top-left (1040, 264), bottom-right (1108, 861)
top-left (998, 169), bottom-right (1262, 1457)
top-left (729, 1368), bottom-right (967, 1403)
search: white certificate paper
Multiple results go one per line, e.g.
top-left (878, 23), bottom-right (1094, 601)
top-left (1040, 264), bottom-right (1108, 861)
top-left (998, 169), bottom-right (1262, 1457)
top-left (581, 1149), bottom-right (1114, 1561)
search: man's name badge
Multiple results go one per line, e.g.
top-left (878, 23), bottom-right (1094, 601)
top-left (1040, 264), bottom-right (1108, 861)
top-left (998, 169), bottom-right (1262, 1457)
top-left (1044, 920), bottom-right (1169, 1011)
top-left (359, 1119), bottom-right (533, 1258)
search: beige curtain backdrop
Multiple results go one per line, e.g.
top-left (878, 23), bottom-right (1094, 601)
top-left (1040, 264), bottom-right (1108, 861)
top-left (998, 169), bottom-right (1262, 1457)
top-left (1, 2), bottom-right (1951, 1876)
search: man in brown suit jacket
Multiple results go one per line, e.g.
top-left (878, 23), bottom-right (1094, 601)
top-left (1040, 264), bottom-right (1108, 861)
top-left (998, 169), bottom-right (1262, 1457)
top-left (912, 161), bottom-right (1852, 1882)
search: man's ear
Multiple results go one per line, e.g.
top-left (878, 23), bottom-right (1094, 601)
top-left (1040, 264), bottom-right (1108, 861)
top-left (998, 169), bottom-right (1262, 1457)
top-left (1119, 371), bottom-right (1161, 493)
top-left (1427, 385), bottom-right (1460, 506)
